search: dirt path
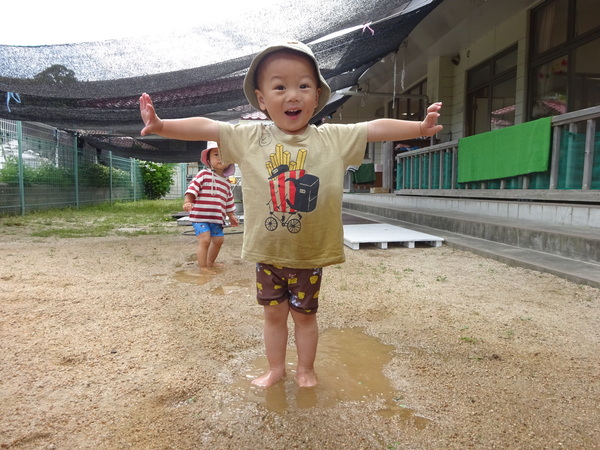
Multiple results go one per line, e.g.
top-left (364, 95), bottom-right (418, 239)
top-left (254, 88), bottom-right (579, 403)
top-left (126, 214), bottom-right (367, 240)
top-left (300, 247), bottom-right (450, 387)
top-left (1, 229), bottom-right (599, 449)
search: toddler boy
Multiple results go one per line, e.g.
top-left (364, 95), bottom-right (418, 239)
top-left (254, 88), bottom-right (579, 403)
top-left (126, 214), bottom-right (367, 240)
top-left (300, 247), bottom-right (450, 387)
top-left (140, 40), bottom-right (442, 387)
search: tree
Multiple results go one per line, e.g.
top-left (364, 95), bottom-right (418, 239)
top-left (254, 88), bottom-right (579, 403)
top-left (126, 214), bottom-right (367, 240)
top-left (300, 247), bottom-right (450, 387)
top-left (34, 65), bottom-right (77, 84)
top-left (139, 161), bottom-right (176, 200)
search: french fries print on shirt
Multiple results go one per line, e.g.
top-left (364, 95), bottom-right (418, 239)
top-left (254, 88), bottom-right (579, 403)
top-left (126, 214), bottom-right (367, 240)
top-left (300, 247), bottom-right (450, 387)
top-left (265, 144), bottom-right (319, 234)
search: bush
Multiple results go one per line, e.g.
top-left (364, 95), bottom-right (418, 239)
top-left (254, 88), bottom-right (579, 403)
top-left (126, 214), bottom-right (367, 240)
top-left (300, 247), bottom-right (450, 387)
top-left (0, 157), bottom-right (72, 186)
top-left (139, 161), bottom-right (176, 200)
top-left (0, 157), bottom-right (21, 183)
top-left (79, 163), bottom-right (132, 188)
top-left (79, 163), bottom-right (110, 186)
top-left (0, 158), bottom-right (134, 188)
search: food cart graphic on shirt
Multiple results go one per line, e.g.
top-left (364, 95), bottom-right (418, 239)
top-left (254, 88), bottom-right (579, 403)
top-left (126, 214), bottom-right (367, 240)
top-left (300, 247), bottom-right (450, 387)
top-left (265, 144), bottom-right (319, 234)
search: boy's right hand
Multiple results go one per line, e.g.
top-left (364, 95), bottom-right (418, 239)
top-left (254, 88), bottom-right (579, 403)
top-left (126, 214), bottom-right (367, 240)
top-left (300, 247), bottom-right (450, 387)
top-left (139, 93), bottom-right (163, 136)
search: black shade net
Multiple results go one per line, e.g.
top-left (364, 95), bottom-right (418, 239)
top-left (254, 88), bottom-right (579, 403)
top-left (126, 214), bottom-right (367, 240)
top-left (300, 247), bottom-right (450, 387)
top-left (0, 0), bottom-right (443, 162)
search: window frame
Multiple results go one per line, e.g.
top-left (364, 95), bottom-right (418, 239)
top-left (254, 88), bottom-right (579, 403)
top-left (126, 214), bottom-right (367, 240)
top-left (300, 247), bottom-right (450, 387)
top-left (527, 0), bottom-right (600, 119)
top-left (465, 45), bottom-right (518, 136)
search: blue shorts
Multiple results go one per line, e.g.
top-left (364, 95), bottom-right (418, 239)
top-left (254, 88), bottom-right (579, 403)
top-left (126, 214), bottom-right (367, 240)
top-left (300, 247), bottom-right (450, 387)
top-left (192, 222), bottom-right (224, 237)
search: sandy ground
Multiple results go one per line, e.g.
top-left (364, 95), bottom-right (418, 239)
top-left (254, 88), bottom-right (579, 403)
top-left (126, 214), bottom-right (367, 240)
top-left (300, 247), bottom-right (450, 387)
top-left (1, 222), bottom-right (600, 449)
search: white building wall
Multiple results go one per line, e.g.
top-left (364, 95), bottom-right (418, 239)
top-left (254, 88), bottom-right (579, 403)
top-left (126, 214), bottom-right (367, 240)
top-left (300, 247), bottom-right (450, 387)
top-left (323, 1), bottom-right (541, 173)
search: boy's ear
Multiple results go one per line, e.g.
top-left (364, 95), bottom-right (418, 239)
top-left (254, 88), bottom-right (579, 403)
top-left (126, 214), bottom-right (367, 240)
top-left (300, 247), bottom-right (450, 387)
top-left (255, 89), bottom-right (267, 111)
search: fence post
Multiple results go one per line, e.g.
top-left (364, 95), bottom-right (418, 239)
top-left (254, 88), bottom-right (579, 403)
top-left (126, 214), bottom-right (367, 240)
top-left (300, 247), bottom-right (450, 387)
top-left (549, 126), bottom-right (561, 190)
top-left (109, 151), bottom-right (113, 202)
top-left (582, 119), bottom-right (595, 190)
top-left (439, 150), bottom-right (444, 190)
top-left (180, 163), bottom-right (187, 197)
top-left (382, 141), bottom-right (393, 191)
top-left (131, 159), bottom-right (137, 201)
top-left (564, 123), bottom-right (579, 188)
top-left (451, 146), bottom-right (458, 189)
top-left (17, 121), bottom-right (25, 215)
top-left (73, 134), bottom-right (79, 208)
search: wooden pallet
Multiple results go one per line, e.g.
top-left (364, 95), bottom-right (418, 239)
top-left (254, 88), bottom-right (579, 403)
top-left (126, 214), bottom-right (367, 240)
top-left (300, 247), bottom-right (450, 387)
top-left (343, 223), bottom-right (444, 250)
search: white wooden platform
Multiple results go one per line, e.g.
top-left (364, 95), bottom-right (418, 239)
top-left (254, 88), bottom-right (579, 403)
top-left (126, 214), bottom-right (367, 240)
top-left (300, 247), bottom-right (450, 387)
top-left (343, 223), bottom-right (444, 250)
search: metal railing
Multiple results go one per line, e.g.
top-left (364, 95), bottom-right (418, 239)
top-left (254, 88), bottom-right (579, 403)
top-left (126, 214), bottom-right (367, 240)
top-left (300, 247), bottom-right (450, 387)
top-left (395, 106), bottom-right (600, 202)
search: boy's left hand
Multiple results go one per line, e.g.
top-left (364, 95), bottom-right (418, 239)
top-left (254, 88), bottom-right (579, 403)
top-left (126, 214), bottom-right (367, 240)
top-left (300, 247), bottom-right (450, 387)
top-left (420, 102), bottom-right (443, 136)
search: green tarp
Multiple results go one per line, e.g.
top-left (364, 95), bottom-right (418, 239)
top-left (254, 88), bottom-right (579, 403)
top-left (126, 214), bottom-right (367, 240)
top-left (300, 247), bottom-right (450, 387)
top-left (352, 163), bottom-right (376, 184)
top-left (457, 117), bottom-right (552, 183)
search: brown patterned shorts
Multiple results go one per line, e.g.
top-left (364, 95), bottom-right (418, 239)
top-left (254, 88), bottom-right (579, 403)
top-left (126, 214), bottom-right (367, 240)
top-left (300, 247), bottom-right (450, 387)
top-left (255, 263), bottom-right (323, 314)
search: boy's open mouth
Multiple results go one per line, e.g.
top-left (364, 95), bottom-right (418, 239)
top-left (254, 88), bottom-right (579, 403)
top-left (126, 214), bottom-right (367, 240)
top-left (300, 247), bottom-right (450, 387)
top-left (285, 109), bottom-right (302, 117)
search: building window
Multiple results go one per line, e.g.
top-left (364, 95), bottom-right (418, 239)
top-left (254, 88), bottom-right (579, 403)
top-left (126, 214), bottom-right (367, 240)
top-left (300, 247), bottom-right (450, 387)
top-left (572, 37), bottom-right (600, 111)
top-left (529, 0), bottom-right (600, 119)
top-left (389, 79), bottom-right (428, 122)
top-left (466, 45), bottom-right (518, 136)
top-left (531, 0), bottom-right (568, 56)
top-left (575, 0), bottom-right (598, 36)
top-left (531, 55), bottom-right (568, 118)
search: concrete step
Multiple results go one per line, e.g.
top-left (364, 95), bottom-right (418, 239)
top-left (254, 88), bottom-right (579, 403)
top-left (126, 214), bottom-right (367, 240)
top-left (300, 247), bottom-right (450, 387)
top-left (343, 197), bottom-right (599, 263)
top-left (342, 196), bottom-right (600, 289)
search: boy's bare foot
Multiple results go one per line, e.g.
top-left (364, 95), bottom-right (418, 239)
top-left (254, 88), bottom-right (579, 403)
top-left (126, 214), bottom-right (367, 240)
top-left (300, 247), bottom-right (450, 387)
top-left (251, 369), bottom-right (285, 388)
top-left (208, 262), bottom-right (225, 269)
top-left (199, 266), bottom-right (218, 275)
top-left (296, 370), bottom-right (318, 388)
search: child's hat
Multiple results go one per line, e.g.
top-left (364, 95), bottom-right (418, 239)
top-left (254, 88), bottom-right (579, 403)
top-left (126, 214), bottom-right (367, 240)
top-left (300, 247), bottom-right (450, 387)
top-left (243, 40), bottom-right (331, 118)
top-left (201, 141), bottom-right (235, 177)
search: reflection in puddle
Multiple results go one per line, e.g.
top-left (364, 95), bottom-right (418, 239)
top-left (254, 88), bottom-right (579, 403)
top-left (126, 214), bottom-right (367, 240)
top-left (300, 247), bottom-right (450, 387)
top-left (173, 270), bottom-right (252, 295)
top-left (173, 269), bottom-right (212, 285)
top-left (232, 328), bottom-right (431, 428)
top-left (209, 280), bottom-right (252, 295)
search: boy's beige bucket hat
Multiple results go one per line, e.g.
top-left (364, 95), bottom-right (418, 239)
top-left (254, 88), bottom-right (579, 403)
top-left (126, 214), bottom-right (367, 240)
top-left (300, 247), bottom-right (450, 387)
top-left (243, 40), bottom-right (331, 117)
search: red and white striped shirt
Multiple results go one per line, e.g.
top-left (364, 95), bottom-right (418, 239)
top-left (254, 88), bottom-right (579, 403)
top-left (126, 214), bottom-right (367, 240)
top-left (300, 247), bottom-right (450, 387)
top-left (185, 169), bottom-right (235, 225)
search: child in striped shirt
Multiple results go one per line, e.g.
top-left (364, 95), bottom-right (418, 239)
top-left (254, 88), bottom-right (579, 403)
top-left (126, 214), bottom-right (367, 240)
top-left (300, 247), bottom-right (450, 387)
top-left (183, 141), bottom-right (239, 274)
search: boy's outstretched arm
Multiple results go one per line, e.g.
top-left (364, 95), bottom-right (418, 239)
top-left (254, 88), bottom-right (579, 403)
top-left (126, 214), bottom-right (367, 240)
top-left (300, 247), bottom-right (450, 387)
top-left (367, 102), bottom-right (442, 142)
top-left (139, 93), bottom-right (219, 141)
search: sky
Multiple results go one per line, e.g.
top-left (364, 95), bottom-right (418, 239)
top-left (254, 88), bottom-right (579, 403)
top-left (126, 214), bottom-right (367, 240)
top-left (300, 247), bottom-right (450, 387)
top-left (0, 0), bottom-right (276, 46)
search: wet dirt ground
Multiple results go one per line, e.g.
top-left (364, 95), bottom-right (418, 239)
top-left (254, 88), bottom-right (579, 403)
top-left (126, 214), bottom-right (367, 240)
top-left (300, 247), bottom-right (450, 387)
top-left (1, 229), bottom-right (599, 449)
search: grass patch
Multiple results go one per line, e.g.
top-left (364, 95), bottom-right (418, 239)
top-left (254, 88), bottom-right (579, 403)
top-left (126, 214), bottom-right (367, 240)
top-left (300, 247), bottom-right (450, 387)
top-left (0, 199), bottom-right (182, 238)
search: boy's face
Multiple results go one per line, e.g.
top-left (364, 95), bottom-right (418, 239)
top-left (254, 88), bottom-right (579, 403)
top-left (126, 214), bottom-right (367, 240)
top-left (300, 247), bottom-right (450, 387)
top-left (254, 51), bottom-right (321, 135)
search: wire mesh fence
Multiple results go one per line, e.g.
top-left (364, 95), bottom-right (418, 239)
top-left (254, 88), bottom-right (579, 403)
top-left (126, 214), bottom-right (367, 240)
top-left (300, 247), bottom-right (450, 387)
top-left (0, 119), bottom-right (144, 215)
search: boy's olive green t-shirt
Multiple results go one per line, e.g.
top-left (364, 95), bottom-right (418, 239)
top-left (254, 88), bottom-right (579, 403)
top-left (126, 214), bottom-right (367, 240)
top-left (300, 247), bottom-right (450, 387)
top-left (219, 121), bottom-right (368, 269)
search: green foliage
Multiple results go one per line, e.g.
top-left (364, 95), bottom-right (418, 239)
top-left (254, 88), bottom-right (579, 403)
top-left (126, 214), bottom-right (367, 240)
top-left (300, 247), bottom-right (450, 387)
top-left (34, 163), bottom-right (73, 185)
top-left (0, 158), bottom-right (132, 188)
top-left (34, 64), bottom-right (77, 84)
top-left (79, 163), bottom-right (109, 186)
top-left (0, 156), bottom-right (21, 183)
top-left (0, 157), bottom-right (72, 185)
top-left (110, 167), bottom-right (132, 187)
top-left (79, 163), bottom-right (130, 187)
top-left (139, 161), bottom-right (176, 200)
